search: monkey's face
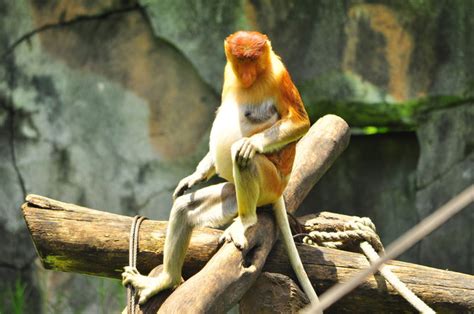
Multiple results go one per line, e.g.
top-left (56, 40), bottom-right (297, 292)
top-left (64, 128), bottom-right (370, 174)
top-left (225, 31), bottom-right (270, 88)
top-left (233, 59), bottom-right (259, 88)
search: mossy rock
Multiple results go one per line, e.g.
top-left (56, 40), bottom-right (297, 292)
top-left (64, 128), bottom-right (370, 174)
top-left (141, 0), bottom-right (474, 129)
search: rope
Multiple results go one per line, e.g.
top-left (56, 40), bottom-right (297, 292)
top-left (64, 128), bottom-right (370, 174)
top-left (303, 216), bottom-right (384, 252)
top-left (303, 216), bottom-right (434, 313)
top-left (359, 242), bottom-right (434, 313)
top-left (127, 215), bottom-right (147, 314)
top-left (304, 184), bottom-right (474, 313)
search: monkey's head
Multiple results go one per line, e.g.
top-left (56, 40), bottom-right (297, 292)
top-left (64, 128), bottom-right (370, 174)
top-left (225, 31), bottom-right (271, 88)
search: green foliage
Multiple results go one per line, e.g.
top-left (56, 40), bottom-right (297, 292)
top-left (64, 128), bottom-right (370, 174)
top-left (0, 278), bottom-right (27, 314)
top-left (11, 279), bottom-right (26, 314)
top-left (95, 278), bottom-right (126, 314)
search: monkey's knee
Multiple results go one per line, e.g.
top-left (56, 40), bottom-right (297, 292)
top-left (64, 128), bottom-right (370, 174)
top-left (170, 195), bottom-right (192, 222)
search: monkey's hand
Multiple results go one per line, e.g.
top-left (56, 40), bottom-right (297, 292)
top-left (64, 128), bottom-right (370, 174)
top-left (233, 137), bottom-right (261, 168)
top-left (219, 216), bottom-right (257, 251)
top-left (122, 266), bottom-right (179, 304)
top-left (173, 172), bottom-right (206, 200)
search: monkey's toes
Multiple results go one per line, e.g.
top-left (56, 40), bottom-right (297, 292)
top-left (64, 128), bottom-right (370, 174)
top-left (233, 237), bottom-right (248, 251)
top-left (138, 289), bottom-right (155, 304)
top-left (218, 231), bottom-right (232, 245)
top-left (123, 266), bottom-right (139, 274)
top-left (228, 231), bottom-right (248, 250)
top-left (121, 274), bottom-right (133, 286)
top-left (121, 267), bottom-right (141, 286)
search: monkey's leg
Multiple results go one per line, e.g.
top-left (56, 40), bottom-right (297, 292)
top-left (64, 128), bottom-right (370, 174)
top-left (221, 144), bottom-right (284, 250)
top-left (219, 151), bottom-right (260, 251)
top-left (122, 182), bottom-right (237, 304)
top-left (273, 196), bottom-right (320, 305)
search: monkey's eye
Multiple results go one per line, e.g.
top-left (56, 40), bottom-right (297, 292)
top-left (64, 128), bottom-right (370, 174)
top-left (236, 56), bottom-right (249, 62)
top-left (236, 55), bottom-right (258, 63)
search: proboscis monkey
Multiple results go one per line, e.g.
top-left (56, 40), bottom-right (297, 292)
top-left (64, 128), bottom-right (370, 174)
top-left (122, 31), bottom-right (319, 305)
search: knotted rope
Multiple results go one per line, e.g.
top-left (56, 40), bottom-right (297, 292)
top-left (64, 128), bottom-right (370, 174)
top-left (127, 215), bottom-right (147, 314)
top-left (301, 216), bottom-right (435, 313)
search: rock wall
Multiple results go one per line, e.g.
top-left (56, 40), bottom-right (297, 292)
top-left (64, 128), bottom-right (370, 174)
top-left (0, 0), bottom-right (472, 312)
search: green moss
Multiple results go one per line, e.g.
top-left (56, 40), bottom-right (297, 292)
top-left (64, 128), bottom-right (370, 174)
top-left (360, 126), bottom-right (391, 135)
top-left (305, 95), bottom-right (473, 130)
top-left (43, 255), bottom-right (79, 271)
top-left (301, 70), bottom-right (473, 129)
top-left (43, 255), bottom-right (115, 279)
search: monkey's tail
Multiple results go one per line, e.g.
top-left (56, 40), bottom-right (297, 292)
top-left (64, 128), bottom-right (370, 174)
top-left (273, 196), bottom-right (320, 306)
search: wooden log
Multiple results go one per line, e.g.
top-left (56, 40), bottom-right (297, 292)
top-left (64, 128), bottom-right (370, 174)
top-left (284, 114), bottom-right (352, 214)
top-left (239, 272), bottom-right (309, 313)
top-left (22, 199), bottom-right (474, 312)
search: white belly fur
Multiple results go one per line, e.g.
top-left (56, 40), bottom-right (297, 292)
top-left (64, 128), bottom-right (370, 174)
top-left (209, 98), bottom-right (278, 182)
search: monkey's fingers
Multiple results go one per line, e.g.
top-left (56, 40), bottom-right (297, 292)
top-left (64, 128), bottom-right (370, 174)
top-left (237, 139), bottom-right (252, 167)
top-left (241, 143), bottom-right (255, 167)
top-left (173, 182), bottom-right (189, 200)
top-left (248, 148), bottom-right (256, 160)
top-left (235, 142), bottom-right (245, 166)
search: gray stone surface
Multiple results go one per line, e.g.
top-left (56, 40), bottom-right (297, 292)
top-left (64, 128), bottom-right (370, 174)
top-left (415, 103), bottom-right (474, 273)
top-left (299, 132), bottom-right (422, 264)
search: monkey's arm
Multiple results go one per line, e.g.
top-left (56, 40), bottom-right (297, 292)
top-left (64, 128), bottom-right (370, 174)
top-left (251, 72), bottom-right (310, 153)
top-left (173, 152), bottom-right (216, 199)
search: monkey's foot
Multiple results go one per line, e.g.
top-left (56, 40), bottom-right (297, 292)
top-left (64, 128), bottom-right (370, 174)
top-left (219, 217), bottom-right (256, 250)
top-left (121, 266), bottom-right (179, 304)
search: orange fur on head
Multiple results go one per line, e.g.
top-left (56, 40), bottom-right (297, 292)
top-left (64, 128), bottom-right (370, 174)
top-left (225, 31), bottom-right (271, 88)
top-left (225, 31), bottom-right (268, 60)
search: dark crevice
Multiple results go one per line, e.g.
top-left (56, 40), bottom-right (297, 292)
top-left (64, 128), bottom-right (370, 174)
top-left (412, 203), bottom-right (423, 265)
top-left (0, 98), bottom-right (28, 199)
top-left (135, 3), bottom-right (221, 96)
top-left (1, 32), bottom-right (27, 198)
top-left (9, 107), bottom-right (27, 198)
top-left (0, 255), bottom-right (37, 272)
top-left (0, 262), bottom-right (18, 270)
top-left (243, 244), bottom-right (259, 268)
top-left (1, 4), bottom-right (142, 62)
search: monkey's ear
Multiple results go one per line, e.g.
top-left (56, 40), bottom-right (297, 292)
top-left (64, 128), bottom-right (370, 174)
top-left (224, 40), bottom-right (232, 60)
top-left (266, 40), bottom-right (272, 50)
